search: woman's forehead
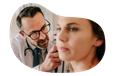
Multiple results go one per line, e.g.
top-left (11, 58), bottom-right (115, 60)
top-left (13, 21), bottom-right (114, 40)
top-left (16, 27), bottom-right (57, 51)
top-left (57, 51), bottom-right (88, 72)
top-left (59, 16), bottom-right (86, 19)
top-left (58, 17), bottom-right (90, 26)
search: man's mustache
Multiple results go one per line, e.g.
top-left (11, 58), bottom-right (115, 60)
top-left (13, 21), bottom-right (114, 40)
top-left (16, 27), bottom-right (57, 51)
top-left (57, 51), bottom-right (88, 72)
top-left (37, 36), bottom-right (49, 44)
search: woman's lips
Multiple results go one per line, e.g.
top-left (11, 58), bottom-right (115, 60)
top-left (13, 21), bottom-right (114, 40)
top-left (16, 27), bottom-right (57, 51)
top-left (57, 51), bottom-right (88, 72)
top-left (59, 47), bottom-right (69, 52)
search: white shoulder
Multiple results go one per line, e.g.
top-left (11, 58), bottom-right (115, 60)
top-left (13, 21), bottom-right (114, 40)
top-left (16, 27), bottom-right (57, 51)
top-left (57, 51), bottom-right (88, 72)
top-left (10, 34), bottom-right (25, 44)
top-left (10, 34), bottom-right (26, 54)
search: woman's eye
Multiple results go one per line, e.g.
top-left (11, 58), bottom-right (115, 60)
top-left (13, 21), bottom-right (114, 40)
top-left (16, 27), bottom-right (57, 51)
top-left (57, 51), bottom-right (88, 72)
top-left (56, 28), bottom-right (61, 31)
top-left (70, 28), bottom-right (78, 31)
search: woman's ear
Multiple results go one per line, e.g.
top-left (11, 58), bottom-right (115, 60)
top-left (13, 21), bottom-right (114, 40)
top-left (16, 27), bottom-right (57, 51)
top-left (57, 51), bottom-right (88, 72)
top-left (19, 31), bottom-right (27, 39)
top-left (94, 39), bottom-right (103, 47)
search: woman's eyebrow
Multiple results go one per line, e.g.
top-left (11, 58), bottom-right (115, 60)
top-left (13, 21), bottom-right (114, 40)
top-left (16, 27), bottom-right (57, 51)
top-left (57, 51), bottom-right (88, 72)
top-left (57, 23), bottom-right (60, 26)
top-left (57, 22), bottom-right (79, 27)
top-left (67, 22), bottom-right (79, 26)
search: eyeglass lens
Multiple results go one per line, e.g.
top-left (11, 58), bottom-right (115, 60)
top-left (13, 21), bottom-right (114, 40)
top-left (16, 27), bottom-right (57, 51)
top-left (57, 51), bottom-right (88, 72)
top-left (31, 25), bottom-right (50, 39)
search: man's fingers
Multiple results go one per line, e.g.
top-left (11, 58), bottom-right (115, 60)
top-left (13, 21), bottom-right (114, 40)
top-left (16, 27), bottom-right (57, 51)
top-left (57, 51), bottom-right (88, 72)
top-left (53, 61), bottom-right (61, 67)
top-left (48, 52), bottom-right (60, 58)
top-left (53, 58), bottom-right (61, 63)
top-left (49, 46), bottom-right (58, 53)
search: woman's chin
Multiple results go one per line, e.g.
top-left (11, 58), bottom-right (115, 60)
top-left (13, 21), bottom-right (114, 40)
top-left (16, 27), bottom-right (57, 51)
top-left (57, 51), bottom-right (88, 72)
top-left (59, 54), bottom-right (71, 61)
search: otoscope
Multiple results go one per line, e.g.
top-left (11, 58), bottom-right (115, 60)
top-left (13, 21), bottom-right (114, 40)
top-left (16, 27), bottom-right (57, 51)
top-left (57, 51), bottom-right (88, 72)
top-left (53, 33), bottom-right (58, 73)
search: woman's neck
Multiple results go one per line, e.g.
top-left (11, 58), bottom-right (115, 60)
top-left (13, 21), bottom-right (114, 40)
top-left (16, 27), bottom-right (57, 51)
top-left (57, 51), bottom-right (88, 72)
top-left (70, 57), bottom-right (99, 72)
top-left (70, 48), bottom-right (99, 72)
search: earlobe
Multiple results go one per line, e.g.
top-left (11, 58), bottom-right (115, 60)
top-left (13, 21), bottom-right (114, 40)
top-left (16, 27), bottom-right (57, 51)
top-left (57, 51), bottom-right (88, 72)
top-left (94, 39), bottom-right (103, 47)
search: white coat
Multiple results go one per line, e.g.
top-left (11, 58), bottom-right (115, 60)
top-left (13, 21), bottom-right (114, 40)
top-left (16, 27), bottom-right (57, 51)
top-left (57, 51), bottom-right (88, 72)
top-left (10, 34), bottom-right (71, 73)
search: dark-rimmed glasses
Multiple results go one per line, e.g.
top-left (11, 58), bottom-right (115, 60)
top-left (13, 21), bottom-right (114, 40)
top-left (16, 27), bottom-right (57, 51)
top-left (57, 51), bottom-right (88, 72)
top-left (22, 19), bottom-right (50, 40)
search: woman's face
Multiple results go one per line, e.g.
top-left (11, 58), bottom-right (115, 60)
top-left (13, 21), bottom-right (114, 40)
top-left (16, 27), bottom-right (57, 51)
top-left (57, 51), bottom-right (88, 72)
top-left (56, 17), bottom-right (98, 61)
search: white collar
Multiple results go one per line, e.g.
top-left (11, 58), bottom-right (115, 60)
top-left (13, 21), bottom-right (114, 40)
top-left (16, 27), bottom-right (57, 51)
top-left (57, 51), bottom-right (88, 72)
top-left (26, 39), bottom-right (47, 53)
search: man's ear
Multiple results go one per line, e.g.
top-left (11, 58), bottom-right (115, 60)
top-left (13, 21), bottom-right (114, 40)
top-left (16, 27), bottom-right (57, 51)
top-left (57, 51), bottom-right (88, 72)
top-left (19, 31), bottom-right (24, 37)
top-left (94, 39), bottom-right (103, 47)
top-left (19, 31), bottom-right (27, 39)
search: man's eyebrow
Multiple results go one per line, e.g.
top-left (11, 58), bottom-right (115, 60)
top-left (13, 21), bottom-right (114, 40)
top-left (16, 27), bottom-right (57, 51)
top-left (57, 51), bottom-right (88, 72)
top-left (29, 23), bottom-right (46, 35)
top-left (57, 22), bottom-right (79, 26)
top-left (29, 30), bottom-right (37, 35)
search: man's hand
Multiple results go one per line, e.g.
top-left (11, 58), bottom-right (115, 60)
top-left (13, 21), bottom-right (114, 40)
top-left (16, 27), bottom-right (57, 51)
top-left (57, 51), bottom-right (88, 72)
top-left (39, 46), bottom-right (61, 72)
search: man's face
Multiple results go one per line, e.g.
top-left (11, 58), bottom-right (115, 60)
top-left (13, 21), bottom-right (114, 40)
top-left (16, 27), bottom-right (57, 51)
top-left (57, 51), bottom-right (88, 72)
top-left (21, 12), bottom-right (49, 48)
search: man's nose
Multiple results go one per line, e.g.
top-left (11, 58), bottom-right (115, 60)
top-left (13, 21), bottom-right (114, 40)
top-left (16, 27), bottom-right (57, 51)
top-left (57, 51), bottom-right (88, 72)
top-left (39, 31), bottom-right (46, 39)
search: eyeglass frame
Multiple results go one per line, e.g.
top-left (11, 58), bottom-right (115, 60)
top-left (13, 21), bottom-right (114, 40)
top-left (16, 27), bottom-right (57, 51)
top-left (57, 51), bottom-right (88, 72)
top-left (21, 19), bottom-right (51, 40)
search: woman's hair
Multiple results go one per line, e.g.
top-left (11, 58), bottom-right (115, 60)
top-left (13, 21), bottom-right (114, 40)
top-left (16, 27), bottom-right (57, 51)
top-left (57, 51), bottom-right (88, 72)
top-left (89, 19), bottom-right (105, 62)
top-left (66, 19), bottom-right (105, 72)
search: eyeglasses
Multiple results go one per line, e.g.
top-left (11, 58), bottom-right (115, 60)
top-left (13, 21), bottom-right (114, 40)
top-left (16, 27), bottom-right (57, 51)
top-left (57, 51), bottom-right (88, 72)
top-left (22, 19), bottom-right (51, 40)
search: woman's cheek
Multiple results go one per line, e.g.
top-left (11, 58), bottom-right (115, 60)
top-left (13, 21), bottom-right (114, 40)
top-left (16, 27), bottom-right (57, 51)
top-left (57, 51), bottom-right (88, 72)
top-left (69, 36), bottom-right (82, 50)
top-left (69, 36), bottom-right (85, 57)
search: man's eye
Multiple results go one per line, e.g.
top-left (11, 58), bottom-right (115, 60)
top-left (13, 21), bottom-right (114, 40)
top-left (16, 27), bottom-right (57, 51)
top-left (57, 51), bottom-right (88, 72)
top-left (42, 25), bottom-right (46, 29)
top-left (31, 32), bottom-right (37, 35)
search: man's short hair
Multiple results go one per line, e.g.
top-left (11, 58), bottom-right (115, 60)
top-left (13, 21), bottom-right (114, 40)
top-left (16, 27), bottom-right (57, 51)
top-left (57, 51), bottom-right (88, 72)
top-left (16, 6), bottom-right (44, 29)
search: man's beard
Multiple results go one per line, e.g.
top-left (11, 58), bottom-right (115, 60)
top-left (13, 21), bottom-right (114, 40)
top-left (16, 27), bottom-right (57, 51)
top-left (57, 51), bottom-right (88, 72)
top-left (36, 35), bottom-right (49, 48)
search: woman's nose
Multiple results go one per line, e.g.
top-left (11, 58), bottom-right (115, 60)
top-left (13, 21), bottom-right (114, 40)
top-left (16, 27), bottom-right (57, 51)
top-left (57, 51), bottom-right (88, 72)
top-left (56, 30), bottom-right (68, 42)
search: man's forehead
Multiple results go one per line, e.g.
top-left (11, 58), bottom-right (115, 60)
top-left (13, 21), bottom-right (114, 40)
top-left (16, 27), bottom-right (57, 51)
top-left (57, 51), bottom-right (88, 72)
top-left (21, 12), bottom-right (45, 34)
top-left (21, 12), bottom-right (45, 25)
top-left (21, 12), bottom-right (44, 21)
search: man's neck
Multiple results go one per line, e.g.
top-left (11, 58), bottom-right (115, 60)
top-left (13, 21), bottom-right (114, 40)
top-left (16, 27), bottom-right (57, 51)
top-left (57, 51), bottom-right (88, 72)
top-left (27, 39), bottom-right (47, 49)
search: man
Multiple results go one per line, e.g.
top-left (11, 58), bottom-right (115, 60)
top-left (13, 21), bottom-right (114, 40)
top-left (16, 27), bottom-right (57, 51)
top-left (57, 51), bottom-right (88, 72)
top-left (10, 6), bottom-right (65, 73)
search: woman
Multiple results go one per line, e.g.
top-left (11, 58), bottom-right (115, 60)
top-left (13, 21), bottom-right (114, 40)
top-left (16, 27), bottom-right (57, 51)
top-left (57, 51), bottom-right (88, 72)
top-left (56, 17), bottom-right (105, 72)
